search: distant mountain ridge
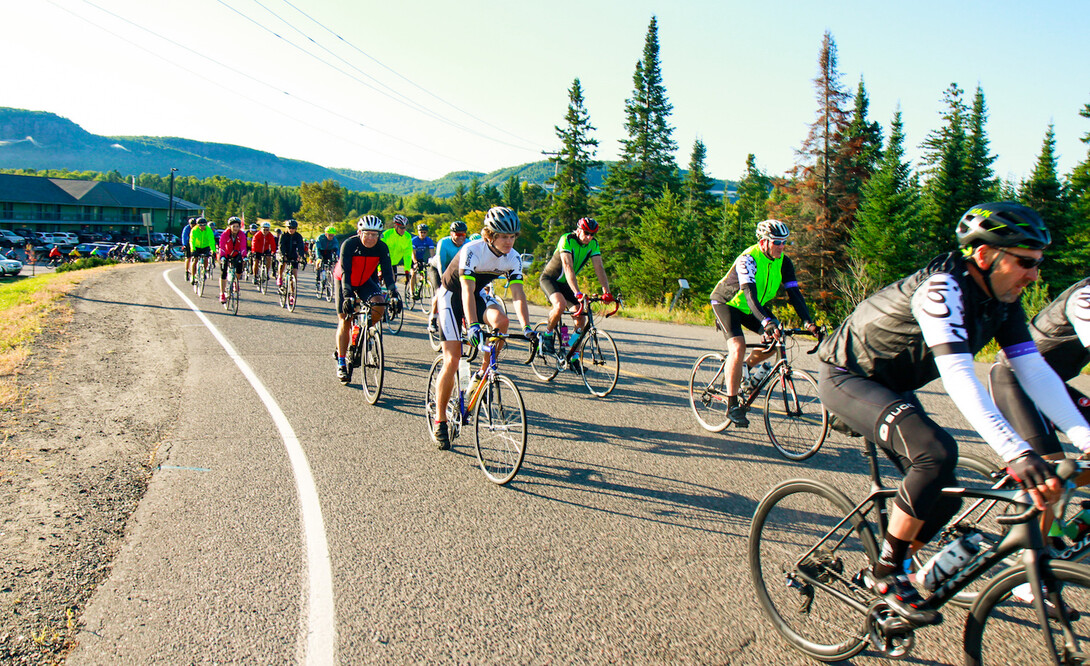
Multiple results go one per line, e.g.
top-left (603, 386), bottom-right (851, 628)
top-left (0, 107), bottom-right (731, 197)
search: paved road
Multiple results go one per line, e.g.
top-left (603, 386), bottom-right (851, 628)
top-left (65, 264), bottom-right (1083, 664)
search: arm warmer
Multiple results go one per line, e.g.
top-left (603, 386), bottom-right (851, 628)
top-left (1007, 348), bottom-right (1090, 454)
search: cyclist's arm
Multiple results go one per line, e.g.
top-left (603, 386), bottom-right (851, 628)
top-left (735, 254), bottom-right (777, 324)
top-left (1006, 345), bottom-right (1090, 453)
top-left (781, 256), bottom-right (814, 325)
top-left (912, 273), bottom-right (1032, 462)
top-left (461, 276), bottom-right (479, 324)
top-left (1066, 284), bottom-right (1090, 350)
top-left (560, 252), bottom-right (581, 293)
top-left (590, 254), bottom-right (610, 294)
top-left (508, 281), bottom-right (531, 330)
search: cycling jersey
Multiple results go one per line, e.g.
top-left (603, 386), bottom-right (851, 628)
top-left (278, 232), bottom-right (306, 261)
top-left (429, 237), bottom-right (465, 274)
top-left (189, 227), bottom-right (215, 252)
top-left (382, 228), bottom-right (412, 272)
top-left (335, 236), bottom-right (395, 291)
top-left (218, 230), bottom-right (248, 259)
top-left (711, 244), bottom-right (809, 323)
top-left (439, 238), bottom-right (524, 295)
top-left (180, 224), bottom-right (192, 249)
top-left (540, 232), bottom-right (600, 283)
top-left (411, 235), bottom-right (436, 264)
top-left (1029, 277), bottom-right (1090, 382)
top-left (252, 230), bottom-right (277, 255)
top-left (314, 234), bottom-right (338, 261)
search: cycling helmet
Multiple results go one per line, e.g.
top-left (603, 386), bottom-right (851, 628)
top-left (393, 214), bottom-right (408, 227)
top-left (577, 217), bottom-right (599, 234)
top-left (955, 201), bottom-right (1051, 250)
top-left (286, 219), bottom-right (298, 229)
top-left (482, 206), bottom-right (520, 234)
top-left (228, 216), bottom-right (242, 226)
top-left (756, 219), bottom-right (790, 241)
top-left (196, 217), bottom-right (208, 225)
top-left (262, 221), bottom-right (271, 229)
top-left (325, 226), bottom-right (336, 234)
top-left (417, 223), bottom-right (428, 232)
top-left (357, 215), bottom-right (384, 232)
top-left (450, 221), bottom-right (468, 233)
top-left (249, 224), bottom-right (258, 232)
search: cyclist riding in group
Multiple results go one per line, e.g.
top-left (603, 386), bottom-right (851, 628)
top-left (382, 214), bottom-right (413, 291)
top-left (181, 217), bottom-right (194, 280)
top-left (277, 219), bottom-right (306, 288)
top-left (427, 220), bottom-right (469, 335)
top-left (314, 226), bottom-right (339, 284)
top-left (217, 216), bottom-right (248, 304)
top-left (430, 206), bottom-right (535, 450)
top-left (188, 217), bottom-right (215, 280)
top-left (333, 215), bottom-right (399, 382)
top-left (815, 201), bottom-right (1090, 626)
top-left (709, 219), bottom-right (820, 427)
top-left (251, 221), bottom-right (277, 283)
top-left (410, 222), bottom-right (436, 296)
top-left (537, 216), bottom-right (615, 357)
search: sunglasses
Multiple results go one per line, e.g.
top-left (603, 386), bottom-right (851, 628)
top-left (996, 248), bottom-right (1045, 269)
top-left (770, 239), bottom-right (786, 246)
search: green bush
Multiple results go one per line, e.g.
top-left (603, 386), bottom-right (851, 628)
top-left (55, 257), bottom-right (118, 273)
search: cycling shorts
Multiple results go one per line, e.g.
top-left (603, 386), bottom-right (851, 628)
top-left (710, 302), bottom-right (763, 343)
top-left (817, 363), bottom-right (961, 537)
top-left (280, 258), bottom-right (300, 270)
top-left (183, 246), bottom-right (191, 258)
top-left (336, 278), bottom-right (384, 316)
top-left (220, 255), bottom-right (244, 280)
top-left (540, 275), bottom-right (578, 306)
top-left (192, 247), bottom-right (212, 257)
top-left (434, 286), bottom-right (500, 343)
top-left (989, 360), bottom-right (1090, 457)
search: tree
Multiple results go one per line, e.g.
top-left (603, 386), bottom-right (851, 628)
top-left (502, 175), bottom-right (524, 212)
top-left (836, 78), bottom-right (883, 230)
top-left (920, 83), bottom-right (968, 256)
top-left (848, 109), bottom-right (924, 292)
top-left (596, 16), bottom-right (679, 277)
top-left (548, 77), bottom-right (601, 231)
top-left (1065, 101), bottom-right (1090, 272)
top-left (627, 189), bottom-right (696, 303)
top-left (724, 154), bottom-right (771, 270)
top-left (466, 177), bottom-right (482, 212)
top-left (297, 180), bottom-right (346, 230)
top-left (676, 139), bottom-right (717, 292)
top-left (963, 85), bottom-right (1000, 205)
top-left (1020, 124), bottom-right (1071, 287)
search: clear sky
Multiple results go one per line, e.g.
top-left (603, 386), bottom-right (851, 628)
top-left (3, 0), bottom-right (1088, 185)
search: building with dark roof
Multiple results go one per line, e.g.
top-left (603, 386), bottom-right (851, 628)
top-left (0, 173), bottom-right (202, 237)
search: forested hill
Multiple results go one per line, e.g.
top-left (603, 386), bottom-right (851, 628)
top-left (0, 107), bottom-right (732, 197)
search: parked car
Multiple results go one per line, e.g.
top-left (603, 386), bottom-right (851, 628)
top-left (54, 232), bottom-right (80, 244)
top-left (127, 245), bottom-right (154, 262)
top-left (0, 257), bottom-right (23, 277)
top-left (0, 229), bottom-right (26, 247)
top-left (520, 253), bottom-right (534, 270)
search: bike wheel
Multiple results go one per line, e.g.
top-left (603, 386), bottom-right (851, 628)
top-left (259, 267), bottom-right (268, 295)
top-left (964, 560), bottom-right (1090, 665)
top-left (427, 313), bottom-right (442, 352)
top-left (322, 275), bottom-right (333, 302)
top-left (417, 278), bottom-right (433, 313)
top-left (529, 322), bottom-right (559, 381)
top-left (749, 479), bottom-right (878, 661)
top-left (425, 356), bottom-right (460, 443)
top-left (474, 374), bottom-right (527, 485)
top-left (688, 352), bottom-right (730, 432)
top-left (578, 328), bottom-right (619, 397)
top-left (228, 274), bottom-right (239, 315)
top-left (361, 327), bottom-right (384, 404)
top-left (197, 264), bottom-right (206, 297)
top-left (288, 274), bottom-right (297, 312)
top-left (384, 299), bottom-right (403, 335)
top-left (763, 368), bottom-right (828, 461)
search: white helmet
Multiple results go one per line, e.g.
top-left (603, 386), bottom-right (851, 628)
top-left (357, 215), bottom-right (383, 232)
top-left (756, 219), bottom-right (790, 241)
top-left (482, 206), bottom-right (520, 234)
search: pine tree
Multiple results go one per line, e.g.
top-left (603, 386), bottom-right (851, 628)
top-left (548, 77), bottom-right (601, 234)
top-left (963, 86), bottom-right (1000, 205)
top-left (597, 16), bottom-right (679, 279)
top-left (502, 175), bottom-right (524, 212)
top-left (836, 79), bottom-right (883, 230)
top-left (730, 154), bottom-right (771, 259)
top-left (920, 83), bottom-right (968, 256)
top-left (628, 189), bottom-right (696, 304)
top-left (1066, 101), bottom-right (1090, 270)
top-left (680, 139), bottom-right (717, 292)
top-left (1021, 124), bottom-right (1071, 287)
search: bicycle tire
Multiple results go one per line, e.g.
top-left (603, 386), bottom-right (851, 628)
top-left (259, 265), bottom-right (268, 295)
top-left (749, 478), bottom-right (878, 661)
top-left (417, 278), bottom-right (433, 313)
top-left (474, 374), bottom-right (527, 485)
top-left (425, 356), bottom-right (461, 444)
top-left (529, 322), bottom-right (559, 381)
top-left (427, 313), bottom-right (442, 351)
top-left (688, 352), bottom-right (731, 432)
top-left (384, 298), bottom-right (403, 335)
top-left (763, 368), bottom-right (828, 461)
top-left (578, 328), bottom-right (619, 397)
top-left (322, 274), bottom-right (333, 302)
top-left (288, 274), bottom-right (297, 312)
top-left (361, 327), bottom-right (384, 404)
top-left (197, 262), bottom-right (207, 298)
top-left (228, 269), bottom-right (239, 315)
top-left (964, 559), bottom-right (1090, 665)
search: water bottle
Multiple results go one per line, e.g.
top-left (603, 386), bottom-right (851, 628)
top-left (751, 361), bottom-right (772, 386)
top-left (350, 323), bottom-right (361, 347)
top-left (1062, 501), bottom-right (1090, 540)
top-left (740, 364), bottom-right (752, 392)
top-left (917, 531), bottom-right (983, 591)
top-left (560, 325), bottom-right (570, 344)
top-left (458, 363), bottom-right (471, 392)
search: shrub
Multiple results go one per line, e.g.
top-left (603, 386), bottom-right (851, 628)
top-left (55, 257), bottom-right (117, 273)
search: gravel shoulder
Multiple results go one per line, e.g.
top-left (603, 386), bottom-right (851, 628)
top-left (0, 265), bottom-right (184, 663)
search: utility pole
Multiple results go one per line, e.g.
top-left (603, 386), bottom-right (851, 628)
top-left (167, 168), bottom-right (178, 236)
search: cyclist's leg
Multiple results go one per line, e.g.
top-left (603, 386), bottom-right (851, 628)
top-left (711, 302), bottom-right (753, 397)
top-left (541, 276), bottom-right (572, 334)
top-left (434, 289), bottom-right (464, 438)
top-left (481, 297), bottom-right (510, 370)
top-left (335, 283), bottom-right (352, 358)
top-left (219, 256), bottom-right (229, 297)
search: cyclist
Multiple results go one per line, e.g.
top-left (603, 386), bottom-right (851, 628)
top-left (427, 220), bottom-right (469, 334)
top-left (277, 219), bottom-right (306, 289)
top-left (334, 216), bottom-right (399, 382)
top-left (537, 216), bottom-right (614, 358)
top-left (181, 217), bottom-right (194, 280)
top-left (48, 244), bottom-right (63, 266)
top-left (816, 201), bottom-right (1090, 625)
top-left (431, 206), bottom-right (535, 450)
top-left (68, 245), bottom-right (82, 261)
top-left (410, 222), bottom-right (436, 298)
top-left (313, 226), bottom-right (339, 289)
top-left (709, 219), bottom-right (820, 426)
top-left (251, 221), bottom-right (277, 284)
top-left (189, 217), bottom-right (215, 283)
top-left (217, 217), bottom-right (248, 304)
top-left (382, 214), bottom-right (413, 291)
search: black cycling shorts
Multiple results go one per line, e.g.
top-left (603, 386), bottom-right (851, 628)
top-left (710, 302), bottom-right (763, 344)
top-left (540, 275), bottom-right (578, 305)
top-left (192, 247), bottom-right (211, 257)
top-left (220, 255), bottom-right (245, 280)
top-left (336, 278), bottom-right (384, 316)
top-left (183, 246), bottom-right (191, 258)
top-left (989, 359), bottom-right (1090, 457)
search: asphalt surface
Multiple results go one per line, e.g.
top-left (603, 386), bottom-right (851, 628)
top-left (63, 264), bottom-right (1089, 664)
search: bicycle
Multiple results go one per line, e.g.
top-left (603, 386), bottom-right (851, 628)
top-left (530, 294), bottom-right (621, 397)
top-left (337, 299), bottom-right (385, 404)
top-left (382, 288), bottom-right (404, 335)
top-left (749, 438), bottom-right (1090, 664)
top-left (688, 327), bottom-right (828, 461)
top-left (314, 260), bottom-right (334, 302)
top-left (278, 263), bottom-right (298, 312)
top-left (223, 259), bottom-right (241, 315)
top-left (193, 255), bottom-right (210, 297)
top-left (424, 328), bottom-right (536, 485)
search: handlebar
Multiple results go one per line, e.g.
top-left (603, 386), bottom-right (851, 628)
top-left (571, 293), bottom-right (622, 319)
top-left (755, 326), bottom-right (827, 354)
top-left (996, 458), bottom-right (1089, 526)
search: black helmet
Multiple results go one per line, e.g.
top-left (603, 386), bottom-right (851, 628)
top-left (956, 202), bottom-right (1051, 250)
top-left (286, 219), bottom-right (299, 229)
top-left (450, 221), bottom-right (468, 233)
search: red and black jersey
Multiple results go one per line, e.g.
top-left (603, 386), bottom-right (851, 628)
top-left (335, 235), bottom-right (395, 290)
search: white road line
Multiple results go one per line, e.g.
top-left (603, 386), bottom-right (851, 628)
top-left (162, 270), bottom-right (336, 665)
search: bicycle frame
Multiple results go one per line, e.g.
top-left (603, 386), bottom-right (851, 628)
top-left (702, 328), bottom-right (815, 410)
top-left (554, 295), bottom-right (620, 363)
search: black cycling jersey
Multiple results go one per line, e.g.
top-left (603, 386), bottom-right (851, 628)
top-left (278, 232), bottom-right (306, 261)
top-left (1029, 277), bottom-right (1090, 382)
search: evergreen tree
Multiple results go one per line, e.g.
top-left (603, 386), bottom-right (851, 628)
top-left (963, 85), bottom-right (1000, 205)
top-left (548, 77), bottom-right (601, 232)
top-left (627, 189), bottom-right (696, 304)
top-left (1066, 101), bottom-right (1090, 271)
top-left (503, 175), bottom-right (524, 212)
top-left (920, 83), bottom-right (968, 256)
top-left (848, 109), bottom-right (924, 290)
top-left (467, 178), bottom-right (482, 212)
top-left (728, 154), bottom-right (772, 264)
top-left (679, 139), bottom-right (717, 292)
top-left (836, 78), bottom-right (883, 230)
top-left (1020, 124), bottom-right (1071, 287)
top-left (597, 16), bottom-right (678, 279)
